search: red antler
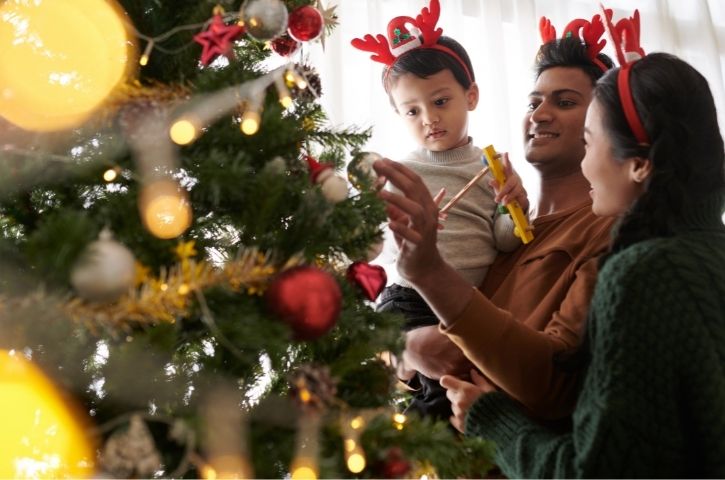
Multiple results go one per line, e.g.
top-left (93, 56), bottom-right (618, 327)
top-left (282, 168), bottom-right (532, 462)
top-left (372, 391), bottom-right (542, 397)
top-left (416, 0), bottom-right (442, 46)
top-left (616, 10), bottom-right (645, 61)
top-left (351, 33), bottom-right (396, 66)
top-left (539, 17), bottom-right (556, 44)
top-left (563, 15), bottom-right (606, 59)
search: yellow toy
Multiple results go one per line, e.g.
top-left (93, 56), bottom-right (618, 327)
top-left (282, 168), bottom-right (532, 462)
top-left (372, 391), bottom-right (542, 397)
top-left (482, 145), bottom-right (534, 244)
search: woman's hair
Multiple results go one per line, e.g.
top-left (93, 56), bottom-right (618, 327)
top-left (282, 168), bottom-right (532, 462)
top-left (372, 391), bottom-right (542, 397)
top-left (535, 37), bottom-right (614, 84)
top-left (594, 52), bottom-right (725, 255)
top-left (383, 36), bottom-right (475, 93)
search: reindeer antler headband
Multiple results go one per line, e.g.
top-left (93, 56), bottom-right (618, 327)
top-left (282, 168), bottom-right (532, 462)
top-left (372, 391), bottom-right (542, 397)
top-left (601, 5), bottom-right (650, 146)
top-left (539, 14), bottom-right (608, 72)
top-left (350, 0), bottom-right (473, 85)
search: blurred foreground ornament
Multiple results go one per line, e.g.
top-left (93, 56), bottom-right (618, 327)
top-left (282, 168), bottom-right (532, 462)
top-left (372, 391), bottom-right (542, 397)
top-left (306, 156), bottom-right (348, 204)
top-left (240, 0), bottom-right (289, 41)
top-left (194, 5), bottom-right (246, 66)
top-left (290, 413), bottom-right (321, 480)
top-left (347, 151), bottom-right (381, 190)
top-left (99, 415), bottom-right (162, 478)
top-left (201, 386), bottom-right (253, 479)
top-left (0, 0), bottom-right (133, 131)
top-left (140, 179), bottom-right (193, 240)
top-left (346, 261), bottom-right (386, 301)
top-left (0, 350), bottom-right (94, 479)
top-left (265, 266), bottom-right (341, 340)
top-left (71, 228), bottom-right (136, 303)
top-left (287, 5), bottom-right (324, 42)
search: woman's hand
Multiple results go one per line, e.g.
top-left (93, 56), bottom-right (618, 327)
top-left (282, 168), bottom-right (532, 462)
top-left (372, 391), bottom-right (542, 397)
top-left (373, 158), bottom-right (446, 285)
top-left (440, 369), bottom-right (496, 433)
top-left (489, 152), bottom-right (529, 213)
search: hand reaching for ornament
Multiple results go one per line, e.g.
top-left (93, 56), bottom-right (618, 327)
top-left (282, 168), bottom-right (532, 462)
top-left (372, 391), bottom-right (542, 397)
top-left (440, 369), bottom-right (496, 433)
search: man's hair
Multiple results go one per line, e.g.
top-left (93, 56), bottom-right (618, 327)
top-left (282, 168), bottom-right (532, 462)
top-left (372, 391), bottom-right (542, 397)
top-left (534, 37), bottom-right (614, 84)
top-left (383, 36), bottom-right (475, 93)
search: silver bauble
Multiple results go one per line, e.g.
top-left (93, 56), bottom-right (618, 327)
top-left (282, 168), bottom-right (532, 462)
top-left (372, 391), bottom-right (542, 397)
top-left (347, 151), bottom-right (381, 190)
top-left (240, 0), bottom-right (289, 41)
top-left (71, 228), bottom-right (136, 303)
top-left (316, 168), bottom-right (348, 203)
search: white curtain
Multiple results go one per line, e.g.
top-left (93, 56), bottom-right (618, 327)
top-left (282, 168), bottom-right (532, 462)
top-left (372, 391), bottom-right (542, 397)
top-left (306, 0), bottom-right (725, 205)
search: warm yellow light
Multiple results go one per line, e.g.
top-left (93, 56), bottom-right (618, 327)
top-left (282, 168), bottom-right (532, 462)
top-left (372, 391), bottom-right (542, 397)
top-left (350, 416), bottom-right (364, 430)
top-left (291, 465), bottom-right (317, 480)
top-left (177, 284), bottom-right (190, 295)
top-left (299, 388), bottom-right (312, 404)
top-left (0, 0), bottom-right (133, 131)
top-left (169, 119), bottom-right (199, 145)
top-left (346, 452), bottom-right (366, 474)
top-left (140, 181), bottom-right (192, 239)
top-left (344, 439), bottom-right (356, 452)
top-left (249, 17), bottom-right (259, 28)
top-left (160, 283), bottom-right (169, 292)
top-left (280, 95), bottom-right (293, 108)
top-left (393, 413), bottom-right (407, 424)
top-left (240, 111), bottom-right (261, 135)
top-left (103, 168), bottom-right (118, 182)
top-left (201, 465), bottom-right (217, 480)
top-left (0, 350), bottom-right (94, 479)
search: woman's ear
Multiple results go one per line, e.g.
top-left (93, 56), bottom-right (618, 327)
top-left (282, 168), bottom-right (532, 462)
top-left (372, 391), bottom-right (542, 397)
top-left (629, 156), bottom-right (653, 184)
top-left (467, 82), bottom-right (479, 111)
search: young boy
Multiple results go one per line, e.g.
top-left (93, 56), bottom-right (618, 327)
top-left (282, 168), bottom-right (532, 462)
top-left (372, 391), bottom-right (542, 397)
top-left (352, 0), bottom-right (529, 420)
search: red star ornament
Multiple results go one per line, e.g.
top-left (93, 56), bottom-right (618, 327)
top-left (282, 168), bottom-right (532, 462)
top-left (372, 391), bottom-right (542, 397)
top-left (194, 11), bottom-right (246, 66)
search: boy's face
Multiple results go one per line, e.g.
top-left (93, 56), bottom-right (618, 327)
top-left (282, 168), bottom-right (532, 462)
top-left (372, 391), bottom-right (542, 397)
top-left (389, 70), bottom-right (478, 152)
top-left (523, 66), bottom-right (594, 176)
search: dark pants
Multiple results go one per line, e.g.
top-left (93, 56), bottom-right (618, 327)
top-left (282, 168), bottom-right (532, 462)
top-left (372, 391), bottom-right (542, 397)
top-left (377, 284), bottom-right (452, 421)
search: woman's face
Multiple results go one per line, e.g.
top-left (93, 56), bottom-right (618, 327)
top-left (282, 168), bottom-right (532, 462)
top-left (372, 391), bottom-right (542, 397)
top-left (581, 99), bottom-right (647, 217)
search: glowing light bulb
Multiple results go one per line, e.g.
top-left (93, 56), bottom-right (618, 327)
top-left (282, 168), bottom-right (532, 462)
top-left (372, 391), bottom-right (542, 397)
top-left (169, 118), bottom-right (199, 145)
top-left (350, 416), bottom-right (364, 430)
top-left (139, 40), bottom-right (154, 66)
top-left (240, 110), bottom-right (260, 135)
top-left (103, 168), bottom-right (118, 182)
top-left (140, 180), bottom-right (192, 239)
top-left (346, 452), bottom-right (366, 474)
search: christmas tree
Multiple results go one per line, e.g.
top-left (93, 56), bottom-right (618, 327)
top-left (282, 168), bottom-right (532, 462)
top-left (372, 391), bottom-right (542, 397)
top-left (0, 0), bottom-right (493, 478)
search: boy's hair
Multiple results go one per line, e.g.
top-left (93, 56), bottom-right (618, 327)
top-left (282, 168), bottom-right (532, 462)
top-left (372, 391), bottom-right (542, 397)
top-left (535, 37), bottom-right (614, 84)
top-left (383, 36), bottom-right (475, 94)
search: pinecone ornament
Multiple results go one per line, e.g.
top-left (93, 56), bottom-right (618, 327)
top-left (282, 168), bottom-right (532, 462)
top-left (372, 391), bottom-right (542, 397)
top-left (289, 64), bottom-right (322, 102)
top-left (289, 364), bottom-right (338, 412)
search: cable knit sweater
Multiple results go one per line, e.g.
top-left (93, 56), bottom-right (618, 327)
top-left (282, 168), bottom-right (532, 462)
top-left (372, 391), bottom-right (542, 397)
top-left (466, 194), bottom-right (725, 478)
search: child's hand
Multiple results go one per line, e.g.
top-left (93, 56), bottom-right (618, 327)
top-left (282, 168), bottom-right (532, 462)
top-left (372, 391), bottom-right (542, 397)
top-left (489, 152), bottom-right (529, 213)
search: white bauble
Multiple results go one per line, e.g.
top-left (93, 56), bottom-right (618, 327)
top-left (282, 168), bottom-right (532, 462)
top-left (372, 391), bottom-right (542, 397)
top-left (71, 228), bottom-right (136, 303)
top-left (316, 168), bottom-right (348, 204)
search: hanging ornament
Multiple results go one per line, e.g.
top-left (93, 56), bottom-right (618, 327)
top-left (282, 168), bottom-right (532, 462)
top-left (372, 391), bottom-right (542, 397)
top-left (70, 228), bottom-right (136, 303)
top-left (271, 34), bottom-right (302, 57)
top-left (347, 151), bottom-right (381, 190)
top-left (379, 447), bottom-right (411, 479)
top-left (289, 364), bottom-right (338, 412)
top-left (99, 415), bottom-right (163, 479)
top-left (314, 0), bottom-right (339, 50)
top-left (287, 5), bottom-right (324, 42)
top-left (194, 6), bottom-right (246, 66)
top-left (346, 261), bottom-right (386, 301)
top-left (240, 0), bottom-right (289, 41)
top-left (0, 0), bottom-right (132, 131)
top-left (265, 266), bottom-right (342, 340)
top-left (288, 64), bottom-right (322, 102)
top-left (306, 155), bottom-right (348, 204)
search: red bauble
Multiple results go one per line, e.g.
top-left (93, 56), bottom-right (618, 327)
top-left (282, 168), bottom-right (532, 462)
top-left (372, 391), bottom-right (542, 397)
top-left (347, 261), bottom-right (386, 301)
top-left (287, 5), bottom-right (324, 42)
top-left (271, 35), bottom-right (301, 57)
top-left (265, 266), bottom-right (342, 340)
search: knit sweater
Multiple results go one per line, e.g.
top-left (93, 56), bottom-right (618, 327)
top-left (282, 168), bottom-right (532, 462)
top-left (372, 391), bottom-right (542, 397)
top-left (466, 194), bottom-right (725, 478)
top-left (381, 139), bottom-right (518, 288)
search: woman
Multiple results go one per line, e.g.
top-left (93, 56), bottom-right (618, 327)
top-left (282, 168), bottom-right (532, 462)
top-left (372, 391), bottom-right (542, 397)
top-left (374, 52), bottom-right (725, 477)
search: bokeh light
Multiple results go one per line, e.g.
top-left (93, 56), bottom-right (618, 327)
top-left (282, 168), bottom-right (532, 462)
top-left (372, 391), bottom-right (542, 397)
top-left (0, 0), bottom-right (134, 131)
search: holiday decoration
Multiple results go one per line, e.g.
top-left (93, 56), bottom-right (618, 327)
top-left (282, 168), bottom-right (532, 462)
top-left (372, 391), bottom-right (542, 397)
top-left (0, 0), bottom-right (132, 131)
top-left (100, 415), bottom-right (162, 478)
top-left (347, 261), bottom-right (387, 301)
top-left (380, 447), bottom-right (411, 479)
top-left (194, 6), bottom-right (246, 66)
top-left (0, 350), bottom-right (94, 479)
top-left (347, 151), bottom-right (381, 190)
top-left (139, 179), bottom-right (193, 239)
top-left (289, 65), bottom-right (322, 101)
top-left (306, 155), bottom-right (348, 203)
top-left (287, 5), bottom-right (324, 42)
top-left (70, 228), bottom-right (136, 303)
top-left (315, 0), bottom-right (339, 49)
top-left (271, 34), bottom-right (302, 57)
top-left (289, 364), bottom-right (338, 411)
top-left (240, 0), bottom-right (289, 41)
top-left (265, 266), bottom-right (342, 340)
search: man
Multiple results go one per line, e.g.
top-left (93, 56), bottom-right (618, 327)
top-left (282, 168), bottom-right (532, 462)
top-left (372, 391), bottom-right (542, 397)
top-left (378, 34), bottom-right (615, 426)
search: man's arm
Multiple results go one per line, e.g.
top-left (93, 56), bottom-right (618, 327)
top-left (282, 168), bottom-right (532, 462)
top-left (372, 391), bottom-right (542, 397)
top-left (402, 326), bottom-right (472, 379)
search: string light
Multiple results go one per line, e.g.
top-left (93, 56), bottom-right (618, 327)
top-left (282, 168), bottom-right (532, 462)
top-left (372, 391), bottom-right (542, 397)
top-left (240, 93), bottom-right (263, 136)
top-left (393, 413), bottom-right (407, 430)
top-left (103, 167), bottom-right (120, 182)
top-left (350, 416), bottom-right (364, 430)
top-left (275, 77), bottom-right (293, 109)
top-left (169, 117), bottom-right (200, 145)
top-left (346, 451), bottom-right (366, 474)
top-left (139, 39), bottom-right (154, 66)
top-left (285, 69), bottom-right (308, 90)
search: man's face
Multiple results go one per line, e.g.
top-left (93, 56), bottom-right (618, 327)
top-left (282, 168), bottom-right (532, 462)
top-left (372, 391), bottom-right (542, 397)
top-left (522, 67), bottom-right (594, 176)
top-left (389, 70), bottom-right (478, 152)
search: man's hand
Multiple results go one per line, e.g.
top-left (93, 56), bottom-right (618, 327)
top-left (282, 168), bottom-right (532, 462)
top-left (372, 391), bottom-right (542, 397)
top-left (440, 369), bottom-right (496, 433)
top-left (404, 326), bottom-right (473, 379)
